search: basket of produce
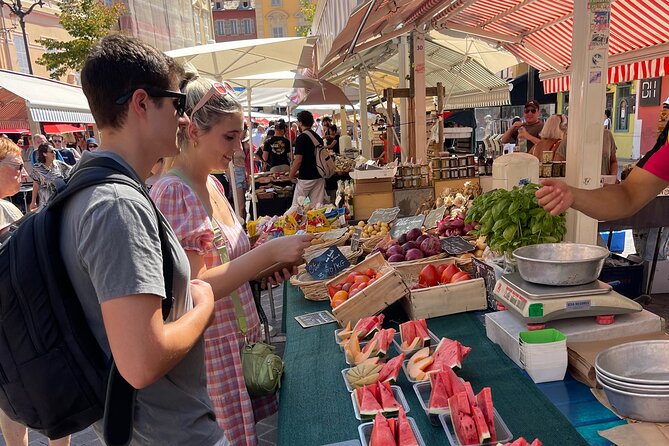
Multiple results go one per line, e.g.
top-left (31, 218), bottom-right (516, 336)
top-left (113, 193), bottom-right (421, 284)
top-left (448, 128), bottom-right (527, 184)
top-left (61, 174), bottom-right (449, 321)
top-left (291, 245), bottom-right (363, 301)
top-left (304, 228), bottom-right (350, 255)
top-left (369, 229), bottom-right (445, 265)
top-left (347, 221), bottom-right (391, 242)
top-left (361, 235), bottom-right (385, 254)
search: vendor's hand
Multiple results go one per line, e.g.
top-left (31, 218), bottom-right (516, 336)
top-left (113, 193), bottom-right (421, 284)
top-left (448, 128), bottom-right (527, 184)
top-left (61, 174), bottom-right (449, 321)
top-left (536, 178), bottom-right (574, 215)
top-left (512, 120), bottom-right (524, 129)
top-left (266, 234), bottom-right (314, 264)
top-left (517, 126), bottom-right (527, 136)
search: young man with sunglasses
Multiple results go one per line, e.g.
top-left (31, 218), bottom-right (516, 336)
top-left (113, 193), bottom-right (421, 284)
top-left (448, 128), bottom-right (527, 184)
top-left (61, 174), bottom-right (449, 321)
top-left (501, 100), bottom-right (544, 152)
top-left (58, 35), bottom-right (228, 445)
top-left (52, 134), bottom-right (80, 165)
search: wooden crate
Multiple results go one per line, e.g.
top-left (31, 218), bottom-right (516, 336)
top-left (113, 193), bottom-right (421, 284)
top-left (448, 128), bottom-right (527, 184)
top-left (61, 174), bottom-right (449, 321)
top-left (394, 258), bottom-right (487, 320)
top-left (353, 192), bottom-right (394, 220)
top-left (329, 253), bottom-right (409, 327)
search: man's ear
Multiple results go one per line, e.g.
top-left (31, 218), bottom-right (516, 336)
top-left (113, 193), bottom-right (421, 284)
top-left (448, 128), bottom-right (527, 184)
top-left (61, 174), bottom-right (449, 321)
top-left (130, 89), bottom-right (150, 118)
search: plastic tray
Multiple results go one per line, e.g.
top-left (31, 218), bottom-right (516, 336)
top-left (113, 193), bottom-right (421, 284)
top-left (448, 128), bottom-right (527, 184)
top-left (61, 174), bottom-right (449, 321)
top-left (350, 385), bottom-right (410, 420)
top-left (413, 381), bottom-right (449, 426)
top-left (438, 408), bottom-right (513, 446)
top-left (335, 328), bottom-right (371, 352)
top-left (358, 416), bottom-right (425, 446)
top-left (401, 346), bottom-right (437, 383)
top-left (392, 330), bottom-right (440, 357)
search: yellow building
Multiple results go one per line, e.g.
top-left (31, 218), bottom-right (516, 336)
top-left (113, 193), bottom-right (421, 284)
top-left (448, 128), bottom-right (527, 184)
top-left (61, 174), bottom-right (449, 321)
top-left (255, 0), bottom-right (313, 38)
top-left (0, 1), bottom-right (77, 83)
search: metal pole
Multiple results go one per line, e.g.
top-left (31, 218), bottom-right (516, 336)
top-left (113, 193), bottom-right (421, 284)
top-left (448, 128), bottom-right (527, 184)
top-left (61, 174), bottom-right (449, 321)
top-left (247, 80), bottom-right (257, 220)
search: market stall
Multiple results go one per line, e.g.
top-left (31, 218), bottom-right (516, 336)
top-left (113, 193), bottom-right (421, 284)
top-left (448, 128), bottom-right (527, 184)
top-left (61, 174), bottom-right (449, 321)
top-left (253, 172), bottom-right (294, 217)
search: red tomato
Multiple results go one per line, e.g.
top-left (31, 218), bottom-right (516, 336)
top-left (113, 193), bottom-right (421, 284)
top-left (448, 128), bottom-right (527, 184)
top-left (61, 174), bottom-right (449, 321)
top-left (354, 275), bottom-right (371, 284)
top-left (358, 282), bottom-right (368, 290)
top-left (418, 264), bottom-right (439, 287)
top-left (451, 271), bottom-right (472, 283)
top-left (440, 264), bottom-right (461, 284)
top-left (349, 288), bottom-right (360, 298)
top-left (344, 272), bottom-right (359, 284)
top-left (368, 278), bottom-right (376, 286)
top-left (327, 284), bottom-right (337, 298)
top-left (436, 264), bottom-right (448, 276)
top-left (365, 268), bottom-right (376, 278)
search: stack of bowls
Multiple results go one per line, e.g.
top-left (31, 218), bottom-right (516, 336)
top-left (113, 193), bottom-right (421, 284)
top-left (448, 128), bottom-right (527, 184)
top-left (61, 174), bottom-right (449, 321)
top-left (519, 329), bottom-right (568, 383)
top-left (595, 340), bottom-right (669, 422)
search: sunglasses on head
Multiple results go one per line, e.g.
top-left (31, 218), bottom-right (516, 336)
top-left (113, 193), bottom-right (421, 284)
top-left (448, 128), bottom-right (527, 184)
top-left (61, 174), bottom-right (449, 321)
top-left (115, 87), bottom-right (187, 117)
top-left (524, 108), bottom-right (537, 113)
top-left (189, 82), bottom-right (235, 119)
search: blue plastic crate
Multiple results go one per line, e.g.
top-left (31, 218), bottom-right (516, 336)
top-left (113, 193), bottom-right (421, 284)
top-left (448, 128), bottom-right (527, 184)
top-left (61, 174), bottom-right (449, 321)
top-left (600, 231), bottom-right (625, 253)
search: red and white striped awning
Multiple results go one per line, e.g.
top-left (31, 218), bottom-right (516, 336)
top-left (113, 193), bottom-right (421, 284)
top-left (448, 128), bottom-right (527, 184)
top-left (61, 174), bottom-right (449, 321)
top-left (322, 0), bottom-right (669, 95)
top-left (542, 55), bottom-right (669, 94)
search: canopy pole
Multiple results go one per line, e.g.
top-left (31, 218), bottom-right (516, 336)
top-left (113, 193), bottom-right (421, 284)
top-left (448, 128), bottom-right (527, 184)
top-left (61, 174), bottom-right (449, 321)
top-left (358, 70), bottom-right (371, 159)
top-left (564, 0), bottom-right (611, 243)
top-left (247, 80), bottom-right (257, 221)
top-left (398, 35), bottom-right (409, 162)
top-left (412, 30), bottom-right (427, 163)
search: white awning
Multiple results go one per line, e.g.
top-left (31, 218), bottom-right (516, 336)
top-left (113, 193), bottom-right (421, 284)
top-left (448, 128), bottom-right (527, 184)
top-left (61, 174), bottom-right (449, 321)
top-left (0, 69), bottom-right (94, 124)
top-left (443, 88), bottom-right (511, 109)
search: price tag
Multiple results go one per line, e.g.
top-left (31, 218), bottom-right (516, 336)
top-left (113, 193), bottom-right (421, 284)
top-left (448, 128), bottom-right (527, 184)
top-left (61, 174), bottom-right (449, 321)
top-left (305, 246), bottom-right (351, 280)
top-left (424, 206), bottom-right (446, 230)
top-left (472, 257), bottom-right (499, 311)
top-left (390, 215), bottom-right (426, 239)
top-left (350, 227), bottom-right (362, 252)
top-left (440, 236), bottom-right (476, 255)
top-left (367, 207), bottom-right (400, 225)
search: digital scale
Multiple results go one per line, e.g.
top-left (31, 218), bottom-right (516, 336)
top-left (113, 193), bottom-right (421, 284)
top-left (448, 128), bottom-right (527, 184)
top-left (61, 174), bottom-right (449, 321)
top-left (494, 272), bottom-right (642, 325)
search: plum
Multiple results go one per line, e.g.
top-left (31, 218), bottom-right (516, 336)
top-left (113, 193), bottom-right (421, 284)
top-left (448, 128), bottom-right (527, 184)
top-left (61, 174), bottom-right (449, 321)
top-left (388, 254), bottom-right (405, 262)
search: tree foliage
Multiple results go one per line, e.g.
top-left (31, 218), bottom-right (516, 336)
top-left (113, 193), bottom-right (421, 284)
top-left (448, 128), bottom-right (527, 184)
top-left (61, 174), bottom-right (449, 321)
top-left (296, 0), bottom-right (316, 37)
top-left (36, 0), bottom-right (125, 79)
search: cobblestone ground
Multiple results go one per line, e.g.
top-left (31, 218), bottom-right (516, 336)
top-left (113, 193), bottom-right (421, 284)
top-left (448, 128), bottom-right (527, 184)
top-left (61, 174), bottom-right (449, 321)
top-left (0, 286), bottom-right (284, 446)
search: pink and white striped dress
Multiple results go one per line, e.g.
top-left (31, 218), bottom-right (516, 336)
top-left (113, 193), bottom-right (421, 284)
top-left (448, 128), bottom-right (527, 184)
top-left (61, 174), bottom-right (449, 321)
top-left (151, 174), bottom-right (277, 446)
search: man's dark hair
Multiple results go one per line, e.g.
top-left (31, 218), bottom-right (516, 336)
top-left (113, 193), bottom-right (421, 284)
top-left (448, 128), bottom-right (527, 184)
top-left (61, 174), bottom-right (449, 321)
top-left (81, 34), bottom-right (184, 129)
top-left (37, 143), bottom-right (52, 164)
top-left (329, 124), bottom-right (337, 134)
top-left (605, 109), bottom-right (611, 118)
top-left (268, 120), bottom-right (275, 127)
top-left (275, 121), bottom-right (287, 131)
top-left (297, 110), bottom-right (314, 128)
top-left (266, 129), bottom-right (275, 138)
top-left (322, 116), bottom-right (332, 123)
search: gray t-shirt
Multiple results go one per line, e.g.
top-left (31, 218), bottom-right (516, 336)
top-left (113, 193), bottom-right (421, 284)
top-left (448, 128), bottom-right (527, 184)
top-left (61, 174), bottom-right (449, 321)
top-left (59, 151), bottom-right (226, 446)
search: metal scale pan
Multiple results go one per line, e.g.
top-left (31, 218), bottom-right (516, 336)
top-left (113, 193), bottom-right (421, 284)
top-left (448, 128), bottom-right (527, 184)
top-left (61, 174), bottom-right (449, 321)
top-left (500, 272), bottom-right (612, 300)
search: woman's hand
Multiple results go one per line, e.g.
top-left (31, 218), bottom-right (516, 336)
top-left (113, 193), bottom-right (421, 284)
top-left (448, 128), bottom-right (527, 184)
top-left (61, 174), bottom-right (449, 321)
top-left (265, 234), bottom-right (314, 264)
top-left (29, 202), bottom-right (38, 212)
top-left (266, 266), bottom-right (299, 287)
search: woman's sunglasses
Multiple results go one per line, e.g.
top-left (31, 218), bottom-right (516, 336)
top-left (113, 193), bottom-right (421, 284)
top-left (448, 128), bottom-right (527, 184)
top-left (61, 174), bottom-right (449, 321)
top-left (115, 87), bottom-right (187, 117)
top-left (1, 160), bottom-right (23, 171)
top-left (189, 82), bottom-right (235, 119)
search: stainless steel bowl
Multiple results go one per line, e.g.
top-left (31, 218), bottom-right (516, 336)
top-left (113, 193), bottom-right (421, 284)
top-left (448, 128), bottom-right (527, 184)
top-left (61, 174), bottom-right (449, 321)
top-left (595, 341), bottom-right (669, 385)
top-left (512, 243), bottom-right (609, 286)
top-left (596, 371), bottom-right (669, 394)
top-left (597, 378), bottom-right (669, 422)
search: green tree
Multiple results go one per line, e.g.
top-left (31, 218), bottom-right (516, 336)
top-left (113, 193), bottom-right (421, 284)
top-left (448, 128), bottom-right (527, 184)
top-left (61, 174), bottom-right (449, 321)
top-left (36, 0), bottom-right (125, 79)
top-left (296, 0), bottom-right (316, 37)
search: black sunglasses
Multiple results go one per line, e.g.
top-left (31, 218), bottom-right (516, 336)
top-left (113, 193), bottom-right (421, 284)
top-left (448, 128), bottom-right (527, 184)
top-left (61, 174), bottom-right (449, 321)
top-left (524, 108), bottom-right (537, 113)
top-left (115, 87), bottom-right (187, 117)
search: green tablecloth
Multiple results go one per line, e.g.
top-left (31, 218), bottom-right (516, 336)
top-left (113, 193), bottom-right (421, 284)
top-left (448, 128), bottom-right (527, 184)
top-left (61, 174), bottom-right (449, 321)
top-left (278, 284), bottom-right (589, 446)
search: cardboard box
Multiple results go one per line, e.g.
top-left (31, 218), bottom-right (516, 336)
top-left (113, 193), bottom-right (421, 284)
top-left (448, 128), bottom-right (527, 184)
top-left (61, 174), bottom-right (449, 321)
top-left (395, 258), bottom-right (487, 320)
top-left (329, 253), bottom-right (409, 327)
top-left (353, 192), bottom-right (394, 220)
top-left (349, 166), bottom-right (397, 180)
top-left (354, 178), bottom-right (393, 194)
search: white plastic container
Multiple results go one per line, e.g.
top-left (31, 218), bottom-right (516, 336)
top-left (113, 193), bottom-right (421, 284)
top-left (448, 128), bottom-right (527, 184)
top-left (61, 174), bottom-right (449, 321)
top-left (413, 381), bottom-right (449, 426)
top-left (358, 416), bottom-right (425, 446)
top-left (492, 152), bottom-right (540, 190)
top-left (439, 409), bottom-right (513, 446)
top-left (350, 385), bottom-right (410, 420)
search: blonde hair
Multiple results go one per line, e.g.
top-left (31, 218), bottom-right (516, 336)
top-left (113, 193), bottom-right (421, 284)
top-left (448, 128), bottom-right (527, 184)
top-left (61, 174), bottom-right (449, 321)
top-left (163, 64), bottom-right (243, 174)
top-left (0, 137), bottom-right (21, 161)
top-left (539, 114), bottom-right (567, 140)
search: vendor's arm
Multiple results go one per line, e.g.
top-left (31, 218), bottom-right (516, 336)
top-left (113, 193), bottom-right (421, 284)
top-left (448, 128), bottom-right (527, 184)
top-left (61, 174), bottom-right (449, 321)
top-left (289, 154), bottom-right (302, 181)
top-left (186, 234), bottom-right (313, 297)
top-left (521, 127), bottom-right (541, 146)
top-left (500, 121), bottom-right (522, 144)
top-left (536, 167), bottom-right (667, 220)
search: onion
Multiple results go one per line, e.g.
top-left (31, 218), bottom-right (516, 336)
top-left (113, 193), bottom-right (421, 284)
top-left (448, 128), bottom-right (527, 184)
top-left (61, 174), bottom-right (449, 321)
top-left (420, 237), bottom-right (442, 257)
top-left (405, 248), bottom-right (425, 261)
top-left (388, 254), bottom-right (406, 262)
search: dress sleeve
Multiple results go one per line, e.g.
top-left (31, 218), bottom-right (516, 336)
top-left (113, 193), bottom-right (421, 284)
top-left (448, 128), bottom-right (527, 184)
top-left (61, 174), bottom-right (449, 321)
top-left (150, 178), bottom-right (215, 255)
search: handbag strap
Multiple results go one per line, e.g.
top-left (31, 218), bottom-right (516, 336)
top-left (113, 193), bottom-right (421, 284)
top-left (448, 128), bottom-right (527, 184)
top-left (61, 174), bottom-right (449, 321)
top-left (169, 168), bottom-right (248, 335)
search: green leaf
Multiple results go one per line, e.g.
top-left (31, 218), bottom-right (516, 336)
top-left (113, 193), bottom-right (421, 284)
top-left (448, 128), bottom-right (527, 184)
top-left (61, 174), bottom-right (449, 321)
top-left (503, 225), bottom-right (517, 241)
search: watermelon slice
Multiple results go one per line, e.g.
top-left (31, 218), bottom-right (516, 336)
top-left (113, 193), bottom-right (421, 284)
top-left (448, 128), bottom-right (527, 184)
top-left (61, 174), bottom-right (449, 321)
top-left (429, 337), bottom-right (471, 371)
top-left (463, 381), bottom-right (477, 409)
top-left (476, 387), bottom-right (496, 443)
top-left (414, 320), bottom-right (431, 346)
top-left (354, 315), bottom-right (384, 339)
top-left (378, 353), bottom-right (405, 383)
top-left (472, 406), bottom-right (491, 443)
top-left (363, 328), bottom-right (396, 358)
top-left (399, 321), bottom-right (417, 346)
top-left (530, 440), bottom-right (543, 446)
top-left (449, 391), bottom-right (478, 446)
top-left (370, 412), bottom-right (394, 446)
top-left (378, 381), bottom-right (401, 416)
top-left (387, 417), bottom-right (397, 439)
top-left (444, 367), bottom-right (465, 398)
top-left (427, 373), bottom-right (450, 415)
top-left (397, 407), bottom-right (419, 446)
top-left (498, 439), bottom-right (543, 446)
top-left (357, 385), bottom-right (383, 417)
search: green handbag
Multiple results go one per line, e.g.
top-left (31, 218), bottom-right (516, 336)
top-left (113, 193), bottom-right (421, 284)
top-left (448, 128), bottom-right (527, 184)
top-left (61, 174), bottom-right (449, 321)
top-left (240, 342), bottom-right (284, 397)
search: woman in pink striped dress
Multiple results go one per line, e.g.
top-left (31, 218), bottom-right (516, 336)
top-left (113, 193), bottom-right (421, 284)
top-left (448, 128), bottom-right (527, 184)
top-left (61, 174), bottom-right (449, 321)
top-left (150, 67), bottom-right (311, 446)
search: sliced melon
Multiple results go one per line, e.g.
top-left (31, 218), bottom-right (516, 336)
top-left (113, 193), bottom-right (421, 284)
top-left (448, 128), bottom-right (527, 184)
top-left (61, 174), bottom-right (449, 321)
top-left (413, 320), bottom-right (431, 346)
top-left (476, 387), bottom-right (496, 443)
top-left (378, 353), bottom-right (405, 383)
top-left (378, 381), bottom-right (401, 416)
top-left (397, 407), bottom-right (419, 446)
top-left (472, 406), bottom-right (491, 443)
top-left (407, 356), bottom-right (433, 381)
top-left (370, 412), bottom-right (394, 446)
top-left (357, 385), bottom-right (383, 418)
top-left (427, 372), bottom-right (450, 415)
top-left (449, 391), bottom-right (478, 445)
top-left (399, 337), bottom-right (421, 355)
top-left (463, 381), bottom-right (477, 409)
top-left (337, 321), bottom-right (353, 341)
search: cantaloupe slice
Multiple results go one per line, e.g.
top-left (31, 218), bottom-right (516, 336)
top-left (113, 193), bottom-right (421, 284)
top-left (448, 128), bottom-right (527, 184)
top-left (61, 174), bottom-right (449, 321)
top-left (399, 337), bottom-right (421, 355)
top-left (408, 356), bottom-right (434, 381)
top-left (337, 321), bottom-right (353, 341)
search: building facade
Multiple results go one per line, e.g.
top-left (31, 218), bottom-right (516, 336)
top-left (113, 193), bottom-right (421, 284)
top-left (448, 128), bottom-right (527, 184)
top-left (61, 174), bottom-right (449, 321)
top-left (0, 1), bottom-right (76, 83)
top-left (255, 0), bottom-right (313, 38)
top-left (212, 1), bottom-right (257, 42)
top-left (115, 0), bottom-right (214, 51)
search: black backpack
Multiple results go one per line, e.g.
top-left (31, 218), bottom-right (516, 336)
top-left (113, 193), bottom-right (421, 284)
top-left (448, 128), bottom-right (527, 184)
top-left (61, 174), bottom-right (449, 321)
top-left (0, 156), bottom-right (173, 443)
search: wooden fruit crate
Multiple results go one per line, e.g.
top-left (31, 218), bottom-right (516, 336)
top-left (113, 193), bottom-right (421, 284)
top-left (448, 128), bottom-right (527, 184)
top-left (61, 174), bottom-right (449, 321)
top-left (328, 252), bottom-right (409, 327)
top-left (394, 258), bottom-right (486, 320)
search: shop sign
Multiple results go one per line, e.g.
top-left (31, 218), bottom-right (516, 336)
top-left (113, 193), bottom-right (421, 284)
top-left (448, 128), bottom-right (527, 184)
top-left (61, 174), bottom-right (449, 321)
top-left (640, 77), bottom-right (661, 106)
top-left (306, 246), bottom-right (350, 280)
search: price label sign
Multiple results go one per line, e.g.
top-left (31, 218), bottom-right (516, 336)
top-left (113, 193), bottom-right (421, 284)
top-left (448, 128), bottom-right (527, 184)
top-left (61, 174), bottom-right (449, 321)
top-left (306, 246), bottom-right (351, 280)
top-left (424, 206), bottom-right (446, 230)
top-left (472, 257), bottom-right (499, 311)
top-left (368, 207), bottom-right (400, 225)
top-left (350, 227), bottom-right (362, 252)
top-left (440, 236), bottom-right (476, 255)
top-left (390, 215), bottom-right (426, 239)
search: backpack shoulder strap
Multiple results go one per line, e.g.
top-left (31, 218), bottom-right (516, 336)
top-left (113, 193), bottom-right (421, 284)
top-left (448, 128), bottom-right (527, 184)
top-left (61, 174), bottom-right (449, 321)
top-left (304, 130), bottom-right (322, 148)
top-left (50, 156), bottom-right (173, 320)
